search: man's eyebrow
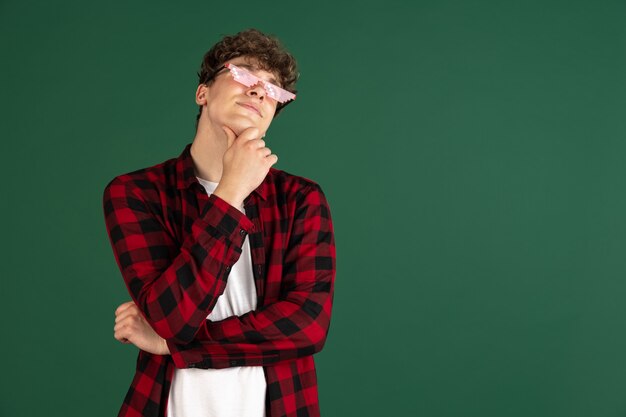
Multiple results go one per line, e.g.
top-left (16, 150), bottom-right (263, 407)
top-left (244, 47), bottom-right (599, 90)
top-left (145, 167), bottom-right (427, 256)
top-left (236, 63), bottom-right (280, 86)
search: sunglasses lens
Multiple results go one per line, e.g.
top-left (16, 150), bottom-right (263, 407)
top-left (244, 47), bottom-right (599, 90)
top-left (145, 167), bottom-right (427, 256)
top-left (230, 67), bottom-right (257, 87)
top-left (263, 84), bottom-right (279, 101)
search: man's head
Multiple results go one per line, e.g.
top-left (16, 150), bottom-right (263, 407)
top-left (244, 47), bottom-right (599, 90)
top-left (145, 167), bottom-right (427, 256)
top-left (194, 29), bottom-right (298, 135)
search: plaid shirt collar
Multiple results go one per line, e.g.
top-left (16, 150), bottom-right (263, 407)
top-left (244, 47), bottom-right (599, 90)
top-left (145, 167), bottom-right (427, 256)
top-left (175, 143), bottom-right (268, 201)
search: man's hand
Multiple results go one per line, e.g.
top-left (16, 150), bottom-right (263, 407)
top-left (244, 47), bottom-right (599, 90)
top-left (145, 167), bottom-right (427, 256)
top-left (114, 301), bottom-right (170, 355)
top-left (213, 126), bottom-right (278, 208)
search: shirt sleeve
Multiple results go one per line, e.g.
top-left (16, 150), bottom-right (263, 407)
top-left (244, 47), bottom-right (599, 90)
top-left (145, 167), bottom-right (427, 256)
top-left (103, 178), bottom-right (254, 344)
top-left (166, 183), bottom-right (336, 369)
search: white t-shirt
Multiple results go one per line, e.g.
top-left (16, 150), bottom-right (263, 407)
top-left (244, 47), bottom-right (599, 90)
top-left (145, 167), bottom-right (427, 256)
top-left (166, 177), bottom-right (266, 417)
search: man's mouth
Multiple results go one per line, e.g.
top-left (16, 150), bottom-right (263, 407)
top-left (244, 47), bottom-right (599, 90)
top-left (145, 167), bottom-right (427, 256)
top-left (237, 102), bottom-right (262, 117)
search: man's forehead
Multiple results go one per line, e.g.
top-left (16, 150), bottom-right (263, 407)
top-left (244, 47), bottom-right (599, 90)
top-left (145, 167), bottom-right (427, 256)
top-left (227, 56), bottom-right (280, 85)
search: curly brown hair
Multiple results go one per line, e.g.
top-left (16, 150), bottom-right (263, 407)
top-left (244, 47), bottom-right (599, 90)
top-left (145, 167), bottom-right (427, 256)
top-left (195, 28), bottom-right (299, 128)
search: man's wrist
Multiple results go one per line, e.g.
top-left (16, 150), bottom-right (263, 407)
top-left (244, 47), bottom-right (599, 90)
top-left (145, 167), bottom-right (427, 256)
top-left (213, 187), bottom-right (244, 208)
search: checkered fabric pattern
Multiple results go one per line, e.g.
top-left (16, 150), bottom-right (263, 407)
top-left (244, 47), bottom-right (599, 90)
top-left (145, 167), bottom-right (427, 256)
top-left (103, 143), bottom-right (336, 417)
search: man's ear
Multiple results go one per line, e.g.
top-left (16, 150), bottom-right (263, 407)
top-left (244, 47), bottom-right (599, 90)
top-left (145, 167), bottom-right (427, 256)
top-left (195, 84), bottom-right (209, 106)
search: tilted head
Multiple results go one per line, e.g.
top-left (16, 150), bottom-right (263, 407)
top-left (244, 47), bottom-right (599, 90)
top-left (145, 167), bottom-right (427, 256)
top-left (195, 29), bottom-right (299, 133)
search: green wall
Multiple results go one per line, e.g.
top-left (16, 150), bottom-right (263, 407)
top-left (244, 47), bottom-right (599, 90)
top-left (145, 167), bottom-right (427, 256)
top-left (2, 0), bottom-right (625, 416)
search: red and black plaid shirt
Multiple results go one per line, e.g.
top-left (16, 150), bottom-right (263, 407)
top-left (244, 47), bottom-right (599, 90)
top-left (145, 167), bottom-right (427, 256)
top-left (102, 143), bottom-right (336, 417)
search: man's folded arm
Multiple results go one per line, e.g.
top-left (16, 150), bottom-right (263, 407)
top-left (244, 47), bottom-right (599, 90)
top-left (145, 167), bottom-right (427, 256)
top-left (103, 177), bottom-right (253, 344)
top-left (166, 183), bottom-right (336, 369)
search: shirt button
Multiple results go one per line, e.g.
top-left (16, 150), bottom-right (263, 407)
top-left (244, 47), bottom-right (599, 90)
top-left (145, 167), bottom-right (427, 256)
top-left (240, 229), bottom-right (247, 237)
top-left (225, 266), bottom-right (231, 272)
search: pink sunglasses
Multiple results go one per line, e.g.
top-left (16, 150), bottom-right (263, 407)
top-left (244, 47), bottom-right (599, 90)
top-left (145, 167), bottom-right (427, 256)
top-left (224, 63), bottom-right (296, 104)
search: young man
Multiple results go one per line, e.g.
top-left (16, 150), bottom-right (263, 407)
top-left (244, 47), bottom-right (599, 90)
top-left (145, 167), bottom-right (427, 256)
top-left (103, 29), bottom-right (336, 417)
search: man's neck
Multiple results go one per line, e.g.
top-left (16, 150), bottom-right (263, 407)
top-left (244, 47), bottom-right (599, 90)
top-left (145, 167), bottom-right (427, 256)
top-left (190, 124), bottom-right (228, 183)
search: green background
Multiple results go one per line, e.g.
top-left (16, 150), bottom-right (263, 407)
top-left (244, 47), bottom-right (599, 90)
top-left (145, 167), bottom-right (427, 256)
top-left (2, 0), bottom-right (625, 416)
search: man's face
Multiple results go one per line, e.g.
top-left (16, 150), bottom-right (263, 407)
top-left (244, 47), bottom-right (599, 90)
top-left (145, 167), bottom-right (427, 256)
top-left (198, 56), bottom-right (281, 137)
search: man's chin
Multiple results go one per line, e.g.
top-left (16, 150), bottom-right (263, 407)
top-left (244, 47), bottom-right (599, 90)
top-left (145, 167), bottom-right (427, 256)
top-left (227, 120), bottom-right (264, 137)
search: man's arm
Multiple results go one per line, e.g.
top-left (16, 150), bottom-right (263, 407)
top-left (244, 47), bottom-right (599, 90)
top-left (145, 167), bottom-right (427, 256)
top-left (166, 183), bottom-right (336, 369)
top-left (103, 177), bottom-right (253, 344)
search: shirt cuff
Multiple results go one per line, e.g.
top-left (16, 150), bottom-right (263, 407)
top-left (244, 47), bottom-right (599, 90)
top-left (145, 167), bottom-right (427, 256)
top-left (194, 193), bottom-right (254, 247)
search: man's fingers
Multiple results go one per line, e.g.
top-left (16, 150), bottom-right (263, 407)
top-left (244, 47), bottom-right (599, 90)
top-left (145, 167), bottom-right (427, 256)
top-left (114, 302), bottom-right (131, 315)
top-left (114, 301), bottom-right (135, 315)
top-left (114, 316), bottom-right (133, 333)
top-left (115, 305), bottom-right (143, 326)
top-left (267, 154), bottom-right (278, 165)
top-left (114, 315), bottom-right (139, 344)
top-left (114, 322), bottom-right (131, 343)
top-left (115, 303), bottom-right (139, 322)
top-left (115, 332), bottom-right (132, 344)
top-left (236, 127), bottom-right (260, 142)
top-left (115, 309), bottom-right (133, 325)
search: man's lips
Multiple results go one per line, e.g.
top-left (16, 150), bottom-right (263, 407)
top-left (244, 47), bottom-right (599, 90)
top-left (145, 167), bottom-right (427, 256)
top-left (237, 102), bottom-right (262, 117)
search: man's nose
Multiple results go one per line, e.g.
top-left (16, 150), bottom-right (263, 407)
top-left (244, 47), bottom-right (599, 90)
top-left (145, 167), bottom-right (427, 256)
top-left (246, 83), bottom-right (266, 100)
